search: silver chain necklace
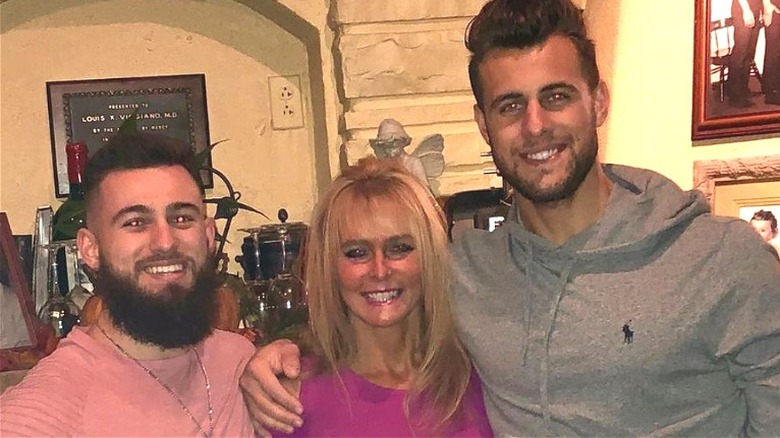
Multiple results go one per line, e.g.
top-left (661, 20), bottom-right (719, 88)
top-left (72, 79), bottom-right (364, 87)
top-left (97, 324), bottom-right (214, 437)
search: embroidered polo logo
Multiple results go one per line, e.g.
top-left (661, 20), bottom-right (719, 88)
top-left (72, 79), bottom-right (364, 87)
top-left (622, 320), bottom-right (634, 344)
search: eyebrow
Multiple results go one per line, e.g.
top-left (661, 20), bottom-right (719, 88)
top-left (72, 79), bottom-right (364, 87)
top-left (341, 234), bottom-right (414, 246)
top-left (110, 204), bottom-right (151, 225)
top-left (539, 81), bottom-right (576, 93)
top-left (166, 202), bottom-right (202, 216)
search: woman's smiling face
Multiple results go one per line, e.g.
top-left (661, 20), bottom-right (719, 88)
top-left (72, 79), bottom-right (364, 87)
top-left (336, 199), bottom-right (423, 330)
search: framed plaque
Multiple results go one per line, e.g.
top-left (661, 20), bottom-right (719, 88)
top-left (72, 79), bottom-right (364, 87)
top-left (47, 74), bottom-right (213, 197)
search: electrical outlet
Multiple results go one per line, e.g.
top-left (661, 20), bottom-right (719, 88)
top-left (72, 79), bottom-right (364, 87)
top-left (268, 75), bottom-right (304, 130)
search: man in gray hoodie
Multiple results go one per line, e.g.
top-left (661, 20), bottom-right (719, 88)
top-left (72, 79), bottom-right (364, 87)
top-left (241, 0), bottom-right (780, 436)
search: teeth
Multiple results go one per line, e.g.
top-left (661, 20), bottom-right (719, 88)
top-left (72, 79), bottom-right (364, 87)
top-left (527, 148), bottom-right (558, 160)
top-left (364, 290), bottom-right (401, 303)
top-left (146, 264), bottom-right (184, 274)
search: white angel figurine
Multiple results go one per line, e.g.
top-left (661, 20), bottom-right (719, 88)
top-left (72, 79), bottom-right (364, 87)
top-left (368, 118), bottom-right (445, 187)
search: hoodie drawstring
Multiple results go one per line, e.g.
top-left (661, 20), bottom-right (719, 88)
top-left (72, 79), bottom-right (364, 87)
top-left (540, 258), bottom-right (574, 435)
top-left (520, 244), bottom-right (534, 367)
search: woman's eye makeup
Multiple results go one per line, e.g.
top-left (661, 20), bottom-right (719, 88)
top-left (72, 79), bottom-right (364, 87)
top-left (342, 244), bottom-right (369, 259)
top-left (340, 235), bottom-right (416, 261)
top-left (384, 237), bottom-right (416, 259)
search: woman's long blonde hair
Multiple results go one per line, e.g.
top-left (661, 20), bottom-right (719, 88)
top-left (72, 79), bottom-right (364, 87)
top-left (305, 156), bottom-right (472, 430)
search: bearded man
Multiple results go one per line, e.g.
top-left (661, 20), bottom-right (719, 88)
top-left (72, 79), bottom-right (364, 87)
top-left (0, 132), bottom-right (255, 437)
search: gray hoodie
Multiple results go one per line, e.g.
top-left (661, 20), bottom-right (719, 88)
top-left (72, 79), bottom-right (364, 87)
top-left (452, 164), bottom-right (780, 437)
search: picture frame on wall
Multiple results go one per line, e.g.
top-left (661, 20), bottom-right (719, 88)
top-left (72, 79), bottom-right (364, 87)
top-left (0, 213), bottom-right (42, 360)
top-left (692, 0), bottom-right (780, 140)
top-left (693, 154), bottom-right (780, 257)
top-left (693, 154), bottom-right (780, 213)
top-left (46, 74), bottom-right (213, 197)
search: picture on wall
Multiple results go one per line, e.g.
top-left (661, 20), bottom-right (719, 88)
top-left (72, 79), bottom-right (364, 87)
top-left (739, 204), bottom-right (780, 221)
top-left (47, 74), bottom-right (213, 197)
top-left (741, 205), bottom-right (780, 255)
top-left (692, 0), bottom-right (780, 140)
top-left (693, 154), bottom-right (780, 255)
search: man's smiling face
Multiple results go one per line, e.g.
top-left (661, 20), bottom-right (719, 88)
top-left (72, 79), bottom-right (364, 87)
top-left (80, 165), bottom-right (215, 297)
top-left (474, 35), bottom-right (609, 204)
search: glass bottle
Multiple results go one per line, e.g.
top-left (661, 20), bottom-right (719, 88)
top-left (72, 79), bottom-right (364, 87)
top-left (52, 141), bottom-right (88, 241)
top-left (38, 240), bottom-right (81, 338)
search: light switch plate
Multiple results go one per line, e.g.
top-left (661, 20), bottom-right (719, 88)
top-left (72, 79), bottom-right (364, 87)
top-left (268, 75), bottom-right (304, 130)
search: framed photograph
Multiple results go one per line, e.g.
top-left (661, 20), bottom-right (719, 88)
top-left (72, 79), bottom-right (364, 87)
top-left (692, 0), bottom-right (780, 140)
top-left (738, 203), bottom-right (780, 254)
top-left (737, 204), bottom-right (780, 223)
top-left (694, 155), bottom-right (780, 256)
top-left (0, 212), bottom-right (42, 358)
top-left (47, 74), bottom-right (213, 197)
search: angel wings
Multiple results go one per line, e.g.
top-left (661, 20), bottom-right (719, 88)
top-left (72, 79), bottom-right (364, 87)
top-left (409, 133), bottom-right (445, 181)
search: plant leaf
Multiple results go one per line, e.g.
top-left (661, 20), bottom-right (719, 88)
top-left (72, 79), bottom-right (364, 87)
top-left (52, 199), bottom-right (86, 240)
top-left (118, 111), bottom-right (139, 133)
top-left (236, 202), bottom-right (270, 220)
top-left (195, 139), bottom-right (229, 169)
top-left (213, 196), bottom-right (240, 219)
top-left (204, 198), bottom-right (268, 220)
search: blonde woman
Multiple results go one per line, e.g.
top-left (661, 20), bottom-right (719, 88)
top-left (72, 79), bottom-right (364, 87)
top-left (274, 157), bottom-right (492, 437)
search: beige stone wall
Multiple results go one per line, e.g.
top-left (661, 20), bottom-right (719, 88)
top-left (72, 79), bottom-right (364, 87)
top-left (331, 0), bottom-right (500, 196)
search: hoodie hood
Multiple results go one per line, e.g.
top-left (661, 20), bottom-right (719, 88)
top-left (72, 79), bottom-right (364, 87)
top-left (504, 164), bottom-right (711, 269)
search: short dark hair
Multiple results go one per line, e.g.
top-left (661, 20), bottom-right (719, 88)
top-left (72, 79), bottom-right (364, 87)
top-left (83, 131), bottom-right (203, 210)
top-left (465, 0), bottom-right (600, 109)
top-left (751, 210), bottom-right (778, 232)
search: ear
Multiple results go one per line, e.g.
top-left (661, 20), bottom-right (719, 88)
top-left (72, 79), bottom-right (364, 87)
top-left (205, 216), bottom-right (217, 252)
top-left (473, 104), bottom-right (492, 146)
top-left (593, 81), bottom-right (610, 127)
top-left (77, 227), bottom-right (100, 272)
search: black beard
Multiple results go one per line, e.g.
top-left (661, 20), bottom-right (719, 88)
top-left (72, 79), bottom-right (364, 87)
top-left (95, 253), bottom-right (218, 349)
top-left (494, 129), bottom-right (599, 205)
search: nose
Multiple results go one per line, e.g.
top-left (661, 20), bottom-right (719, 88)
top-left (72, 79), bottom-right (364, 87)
top-left (369, 252), bottom-right (390, 279)
top-left (523, 99), bottom-right (549, 136)
top-left (149, 222), bottom-right (177, 252)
